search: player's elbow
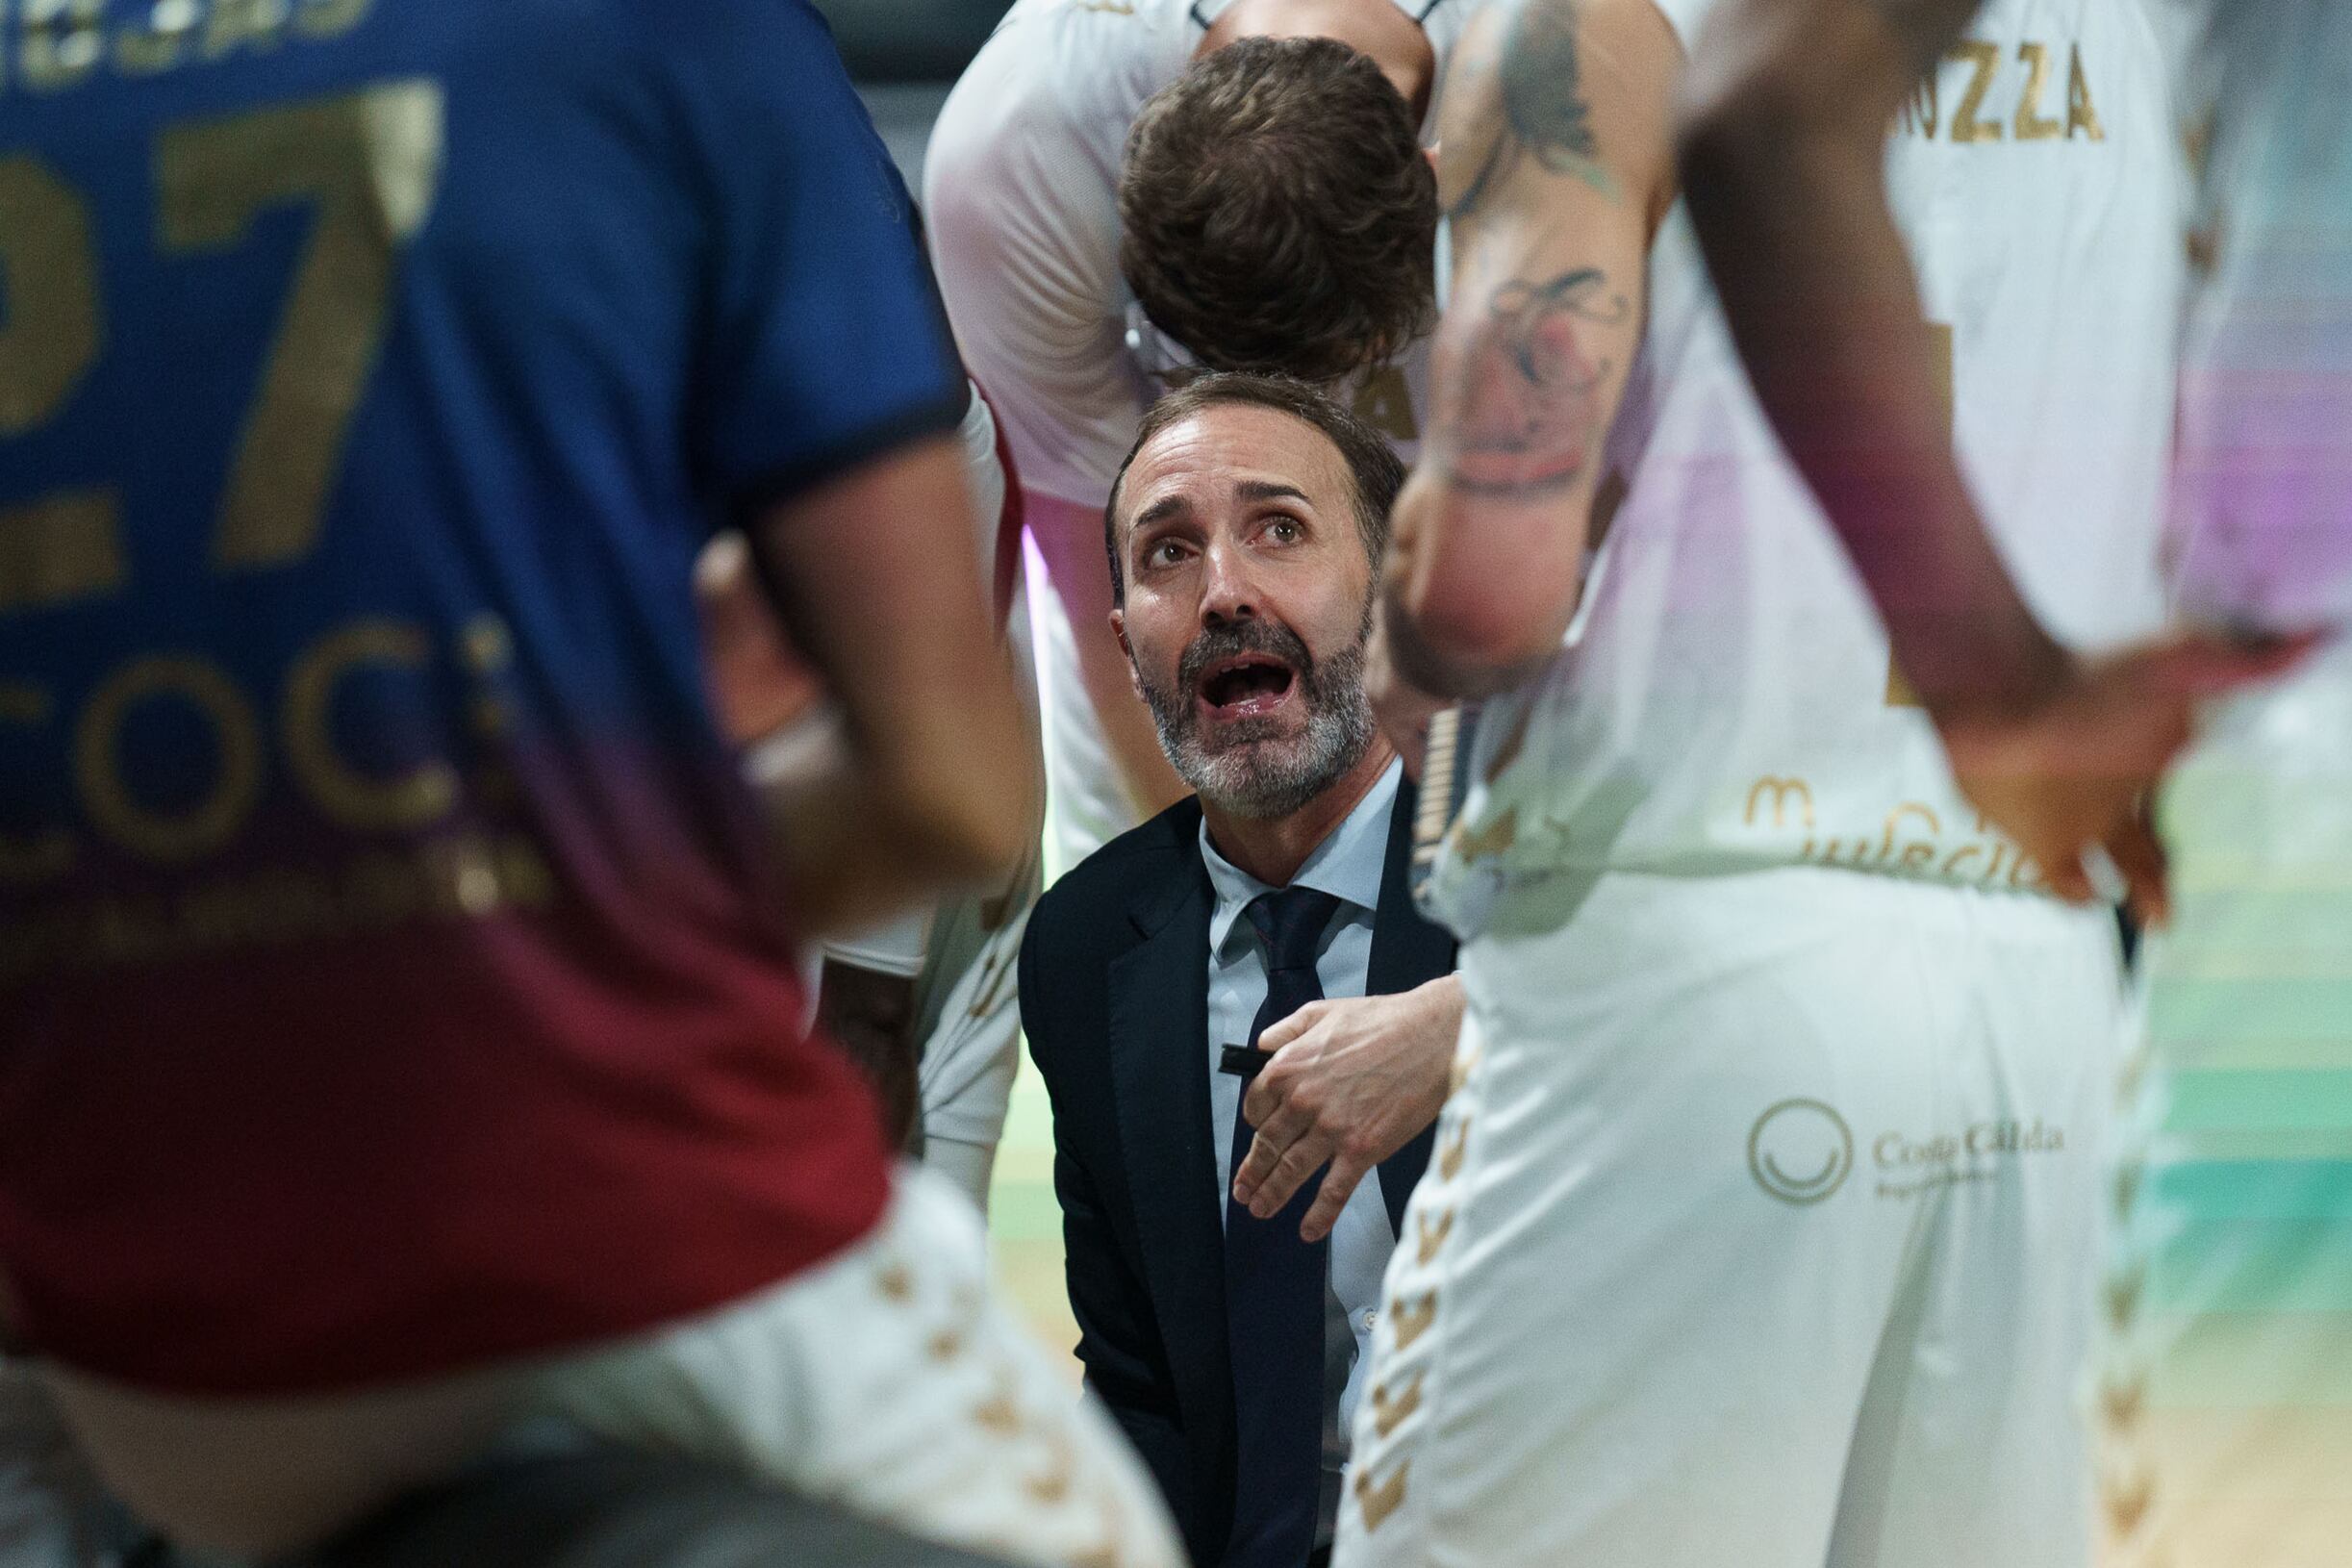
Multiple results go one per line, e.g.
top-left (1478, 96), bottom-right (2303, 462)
top-left (1383, 471), bottom-right (1579, 695)
top-left (1403, 595), bottom-right (1566, 696)
top-left (1392, 564), bottom-right (1571, 697)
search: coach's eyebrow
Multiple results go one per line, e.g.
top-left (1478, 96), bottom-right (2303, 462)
top-left (1235, 481), bottom-right (1312, 507)
top-left (1132, 493), bottom-right (1196, 532)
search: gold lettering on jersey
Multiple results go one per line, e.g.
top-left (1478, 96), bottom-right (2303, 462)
top-left (1388, 1289), bottom-right (1437, 1351)
top-left (1353, 365), bottom-right (1419, 443)
top-left (114, 0), bottom-right (201, 74)
top-left (1023, 1429), bottom-right (1075, 1505)
top-left (1353, 1461), bottom-right (1409, 1532)
top-left (160, 81), bottom-right (447, 569)
top-left (8, 0), bottom-right (377, 95)
top-left (2104, 1465), bottom-right (2154, 1540)
top-left (1741, 775), bottom-right (2054, 890)
top-left (2013, 43), bottom-right (2062, 141)
top-left (204, 0), bottom-right (290, 60)
top-left (75, 656), bottom-right (266, 863)
top-left (1745, 776), bottom-right (1816, 831)
top-left (1437, 1116), bottom-right (1468, 1179)
top-left (295, 0), bottom-right (373, 38)
top-left (1449, 803), bottom-right (1517, 862)
top-left (282, 620), bottom-right (461, 831)
top-left (0, 490), bottom-right (125, 614)
top-left (2104, 1262), bottom-right (2145, 1329)
top-left (1949, 41), bottom-right (2004, 143)
top-left (1371, 1372), bottom-right (1424, 1438)
top-left (0, 829), bottom-right (559, 983)
top-left (1879, 802), bottom-right (1942, 872)
top-left (1902, 39), bottom-right (2101, 148)
top-left (0, 157), bottom-right (104, 437)
top-left (19, 0), bottom-right (106, 92)
top-left (2066, 44), bottom-right (2105, 141)
top-left (0, 609), bottom-right (520, 886)
top-left (0, 685), bottom-right (72, 884)
top-left (1895, 71), bottom-right (1940, 140)
top-left (2182, 112), bottom-right (2215, 181)
top-left (460, 612), bottom-right (513, 673)
top-left (2100, 1373), bottom-right (2146, 1431)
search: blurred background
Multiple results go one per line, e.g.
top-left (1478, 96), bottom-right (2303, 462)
top-left (822, 0), bottom-right (1083, 1373)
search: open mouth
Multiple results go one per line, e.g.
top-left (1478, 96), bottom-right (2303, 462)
top-left (1197, 654), bottom-right (1298, 721)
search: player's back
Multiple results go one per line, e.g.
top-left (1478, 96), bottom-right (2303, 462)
top-left (1425, 0), bottom-right (2182, 939)
top-left (0, 0), bottom-right (953, 1396)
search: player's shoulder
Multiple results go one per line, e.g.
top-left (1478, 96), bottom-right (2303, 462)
top-left (936, 0), bottom-right (1191, 154)
top-left (576, 0), bottom-right (856, 105)
top-left (615, 0), bottom-right (835, 48)
top-left (1028, 797), bottom-right (1206, 957)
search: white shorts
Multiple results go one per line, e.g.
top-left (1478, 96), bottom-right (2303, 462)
top-left (535, 1163), bottom-right (1177, 1568)
top-left (1336, 867), bottom-right (2122, 1568)
top-left (2106, 645), bottom-right (2352, 1568)
top-left (48, 1166), bottom-right (1181, 1568)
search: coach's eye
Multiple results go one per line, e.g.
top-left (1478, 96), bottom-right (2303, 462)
top-left (1265, 517), bottom-right (1303, 544)
top-left (1146, 539), bottom-right (1189, 568)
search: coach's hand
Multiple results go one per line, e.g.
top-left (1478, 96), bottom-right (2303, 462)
top-left (1233, 975), bottom-right (1464, 1243)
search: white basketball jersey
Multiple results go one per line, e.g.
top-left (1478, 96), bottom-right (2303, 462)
top-left (1427, 0), bottom-right (2182, 942)
top-left (2162, 0), bottom-right (2352, 632)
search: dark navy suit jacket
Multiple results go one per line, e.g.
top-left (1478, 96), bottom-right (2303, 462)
top-left (1017, 784), bottom-right (1456, 1567)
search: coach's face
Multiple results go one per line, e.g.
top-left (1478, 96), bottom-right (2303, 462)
top-left (1112, 403), bottom-right (1378, 820)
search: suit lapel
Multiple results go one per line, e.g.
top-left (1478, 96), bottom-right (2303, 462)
top-left (1367, 778), bottom-right (1457, 1238)
top-left (1106, 822), bottom-right (1235, 1451)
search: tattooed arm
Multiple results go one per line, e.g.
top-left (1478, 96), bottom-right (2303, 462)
top-left (1382, 0), bottom-right (1682, 698)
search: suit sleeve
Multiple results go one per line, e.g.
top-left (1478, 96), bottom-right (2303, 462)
top-left (1017, 905), bottom-right (1194, 1528)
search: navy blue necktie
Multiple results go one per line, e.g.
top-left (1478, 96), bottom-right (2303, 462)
top-left (1223, 886), bottom-right (1342, 1568)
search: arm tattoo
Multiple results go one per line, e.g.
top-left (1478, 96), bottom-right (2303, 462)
top-left (1452, 0), bottom-right (1614, 218)
top-left (1444, 267), bottom-right (1628, 497)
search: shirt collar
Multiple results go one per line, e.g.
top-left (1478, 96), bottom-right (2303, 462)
top-left (1201, 759), bottom-right (1402, 957)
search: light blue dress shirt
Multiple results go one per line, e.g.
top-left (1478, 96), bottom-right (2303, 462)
top-left (1200, 760), bottom-right (1404, 1532)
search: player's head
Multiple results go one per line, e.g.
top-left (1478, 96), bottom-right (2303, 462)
top-left (1119, 36), bottom-right (1438, 388)
top-left (1105, 372), bottom-right (1404, 820)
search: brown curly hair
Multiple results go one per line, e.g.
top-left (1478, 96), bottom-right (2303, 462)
top-left (1119, 36), bottom-right (1439, 387)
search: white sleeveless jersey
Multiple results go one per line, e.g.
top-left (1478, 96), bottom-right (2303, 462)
top-left (926, 0), bottom-right (1477, 872)
top-left (2162, 0), bottom-right (2352, 631)
top-left (1425, 0), bottom-right (2182, 942)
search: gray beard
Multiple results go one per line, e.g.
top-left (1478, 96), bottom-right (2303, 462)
top-left (1138, 605), bottom-right (1378, 822)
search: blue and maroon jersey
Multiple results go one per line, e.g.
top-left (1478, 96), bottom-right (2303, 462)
top-left (0, 0), bottom-right (967, 1392)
